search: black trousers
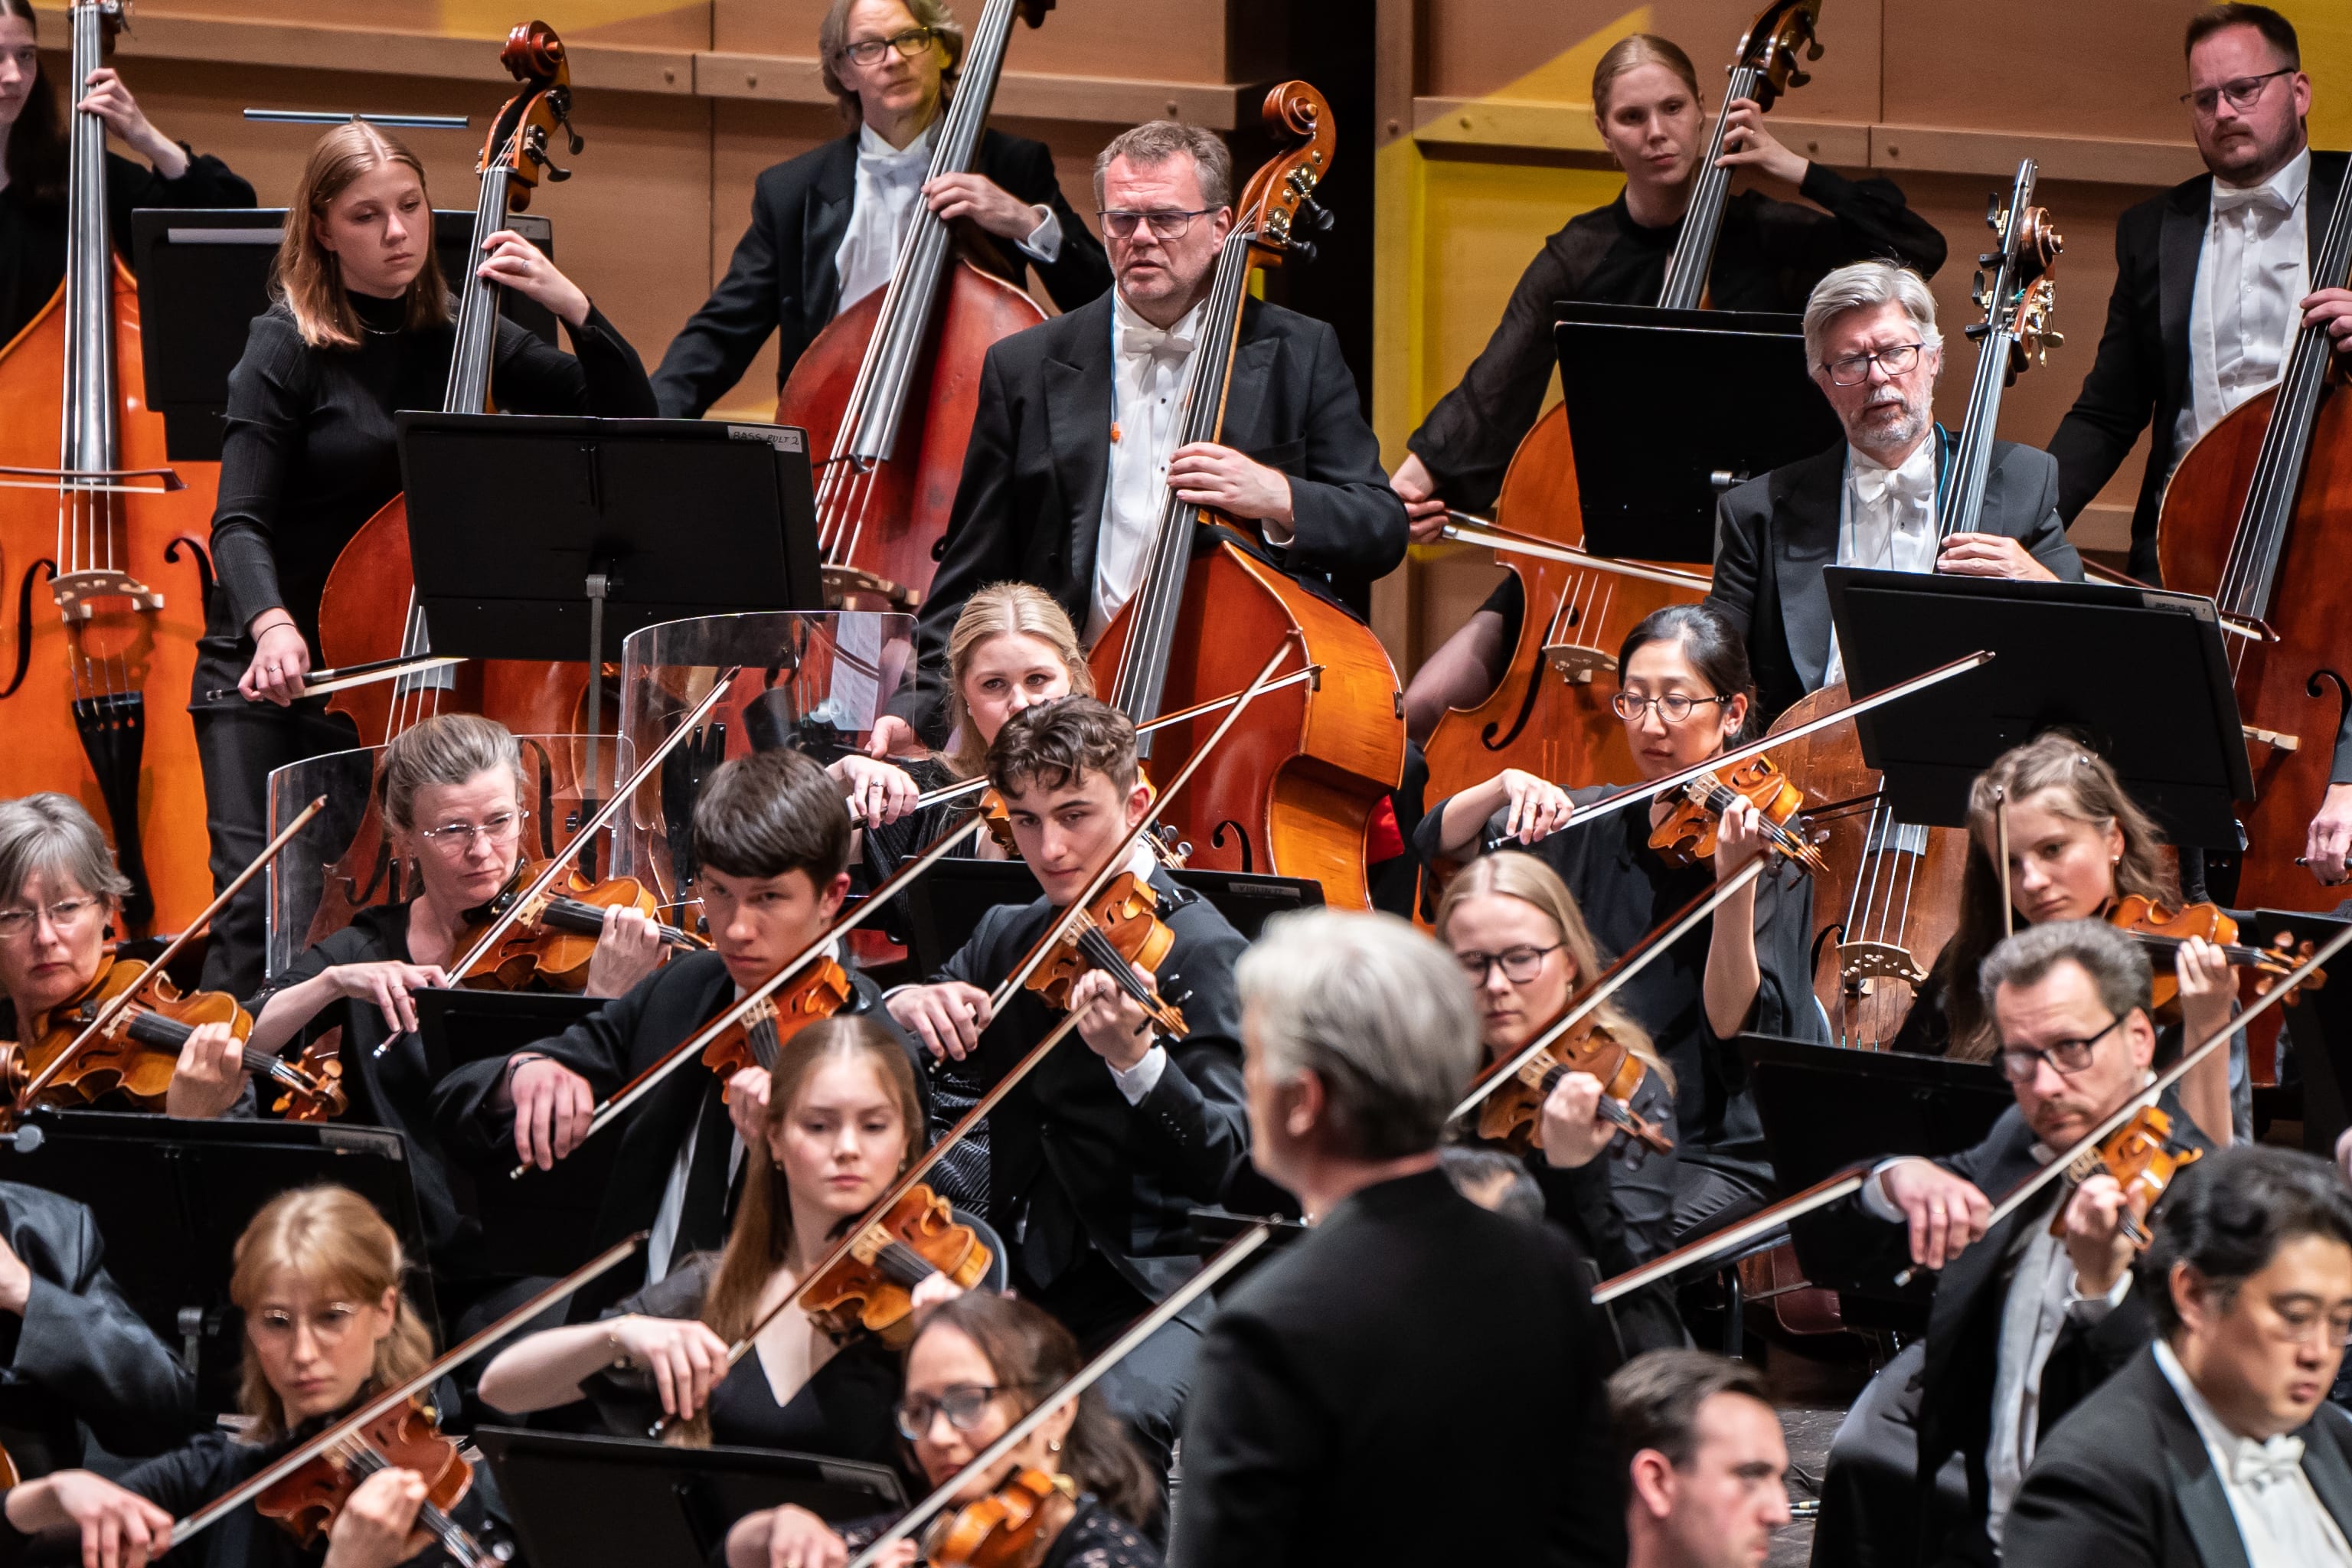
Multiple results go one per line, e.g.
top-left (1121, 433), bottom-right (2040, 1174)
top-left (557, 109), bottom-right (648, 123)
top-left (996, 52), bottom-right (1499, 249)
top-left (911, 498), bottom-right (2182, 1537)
top-left (191, 701), bottom-right (360, 998)
top-left (1812, 1340), bottom-right (1973, 1568)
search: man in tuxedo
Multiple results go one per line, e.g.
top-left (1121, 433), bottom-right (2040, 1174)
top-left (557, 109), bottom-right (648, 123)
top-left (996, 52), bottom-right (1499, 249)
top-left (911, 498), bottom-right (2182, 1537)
top-left (888, 119), bottom-right (1407, 741)
top-left (884, 697), bottom-right (1247, 1475)
top-left (1706, 260), bottom-right (2083, 726)
top-left (432, 746), bottom-right (925, 1309)
top-left (1810, 919), bottom-right (2215, 1568)
top-left (1610, 1351), bottom-right (1792, 1568)
top-left (2006, 1142), bottom-right (2352, 1567)
top-left (1169, 909), bottom-right (1622, 1568)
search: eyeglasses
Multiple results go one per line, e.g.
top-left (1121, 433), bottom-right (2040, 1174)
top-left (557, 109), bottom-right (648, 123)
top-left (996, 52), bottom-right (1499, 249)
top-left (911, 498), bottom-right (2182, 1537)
top-left (1099, 208), bottom-right (1213, 241)
top-left (2180, 68), bottom-right (2293, 117)
top-left (894, 1383), bottom-right (1013, 1440)
top-left (2260, 1297), bottom-right (2352, 1348)
top-left (1995, 1013), bottom-right (2126, 1083)
top-left (1611, 691), bottom-right (1733, 724)
top-left (1453, 943), bottom-right (1563, 985)
top-left (1821, 343), bottom-right (1926, 387)
top-left (0, 896), bottom-right (102, 941)
top-left (838, 26), bottom-right (936, 66)
top-left (416, 810), bottom-right (528, 854)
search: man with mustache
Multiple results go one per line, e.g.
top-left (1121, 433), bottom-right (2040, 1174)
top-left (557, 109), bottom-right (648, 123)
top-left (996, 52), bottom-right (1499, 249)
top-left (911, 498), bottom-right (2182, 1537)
top-left (1704, 260), bottom-right (2082, 727)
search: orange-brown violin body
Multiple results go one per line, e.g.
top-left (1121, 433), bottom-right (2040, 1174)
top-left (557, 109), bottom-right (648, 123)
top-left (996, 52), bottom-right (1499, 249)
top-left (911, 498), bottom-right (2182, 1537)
top-left (2105, 893), bottom-right (2320, 1018)
top-left (1023, 872), bottom-right (1186, 1038)
top-left (1647, 753), bottom-right (1824, 873)
top-left (1476, 1018), bottom-right (1671, 1158)
top-left (698, 956), bottom-right (854, 1089)
top-left (2050, 1103), bottom-right (2202, 1250)
top-left (923, 1468), bottom-right (1077, 1568)
top-left (454, 861), bottom-right (696, 993)
top-left (255, 1399), bottom-right (476, 1553)
top-left (16, 956), bottom-right (220, 1110)
top-left (799, 1182), bottom-right (994, 1348)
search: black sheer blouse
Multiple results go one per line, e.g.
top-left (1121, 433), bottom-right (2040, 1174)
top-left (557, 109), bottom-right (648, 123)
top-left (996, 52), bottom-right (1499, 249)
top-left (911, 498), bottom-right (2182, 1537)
top-left (0, 149), bottom-right (254, 345)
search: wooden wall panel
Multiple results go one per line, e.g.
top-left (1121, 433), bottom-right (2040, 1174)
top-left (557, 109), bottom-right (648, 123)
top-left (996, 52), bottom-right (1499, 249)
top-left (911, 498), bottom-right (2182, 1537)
top-left (1882, 0), bottom-right (2206, 145)
top-left (710, 0), bottom-right (1245, 84)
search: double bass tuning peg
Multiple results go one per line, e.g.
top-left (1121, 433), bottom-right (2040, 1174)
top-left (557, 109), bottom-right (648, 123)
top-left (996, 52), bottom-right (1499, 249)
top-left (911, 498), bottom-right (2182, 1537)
top-left (1298, 196), bottom-right (1337, 234)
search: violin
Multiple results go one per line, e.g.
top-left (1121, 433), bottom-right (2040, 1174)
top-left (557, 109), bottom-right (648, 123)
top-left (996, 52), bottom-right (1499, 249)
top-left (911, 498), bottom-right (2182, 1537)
top-left (454, 861), bottom-right (707, 992)
top-left (1646, 754), bottom-right (1828, 874)
top-left (2106, 896), bottom-right (2322, 1015)
top-left (1475, 1018), bottom-right (1673, 1158)
top-left (2048, 1103), bottom-right (2202, 1250)
top-left (799, 1182), bottom-right (994, 1348)
top-left (1024, 872), bottom-right (1186, 1039)
top-left (254, 1398), bottom-right (502, 1567)
top-left (697, 956), bottom-right (856, 1094)
top-left (922, 1468), bottom-right (1077, 1568)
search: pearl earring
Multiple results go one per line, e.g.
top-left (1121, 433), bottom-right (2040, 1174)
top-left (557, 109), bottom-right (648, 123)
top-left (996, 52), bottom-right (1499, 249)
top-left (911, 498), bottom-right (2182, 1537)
top-left (1048, 1438), bottom-right (1063, 1455)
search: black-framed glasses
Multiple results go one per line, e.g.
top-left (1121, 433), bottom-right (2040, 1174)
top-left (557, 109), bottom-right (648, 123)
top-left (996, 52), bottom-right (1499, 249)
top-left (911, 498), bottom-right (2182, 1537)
top-left (2180, 68), bottom-right (2294, 117)
top-left (1821, 342), bottom-right (1926, 387)
top-left (1995, 1013), bottom-right (2126, 1083)
top-left (1453, 942), bottom-right (1563, 985)
top-left (894, 1383), bottom-right (1013, 1439)
top-left (1611, 691), bottom-right (1733, 724)
top-left (1099, 208), bottom-right (1213, 241)
top-left (838, 25), bottom-right (936, 66)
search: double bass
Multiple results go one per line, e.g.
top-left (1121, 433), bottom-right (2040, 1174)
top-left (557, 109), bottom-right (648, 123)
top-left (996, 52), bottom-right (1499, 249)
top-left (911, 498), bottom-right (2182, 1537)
top-left (780, 0), bottom-right (1060, 613)
top-left (1419, 0), bottom-right (1824, 808)
top-left (1087, 83), bottom-right (1403, 910)
top-left (0, 0), bottom-right (217, 932)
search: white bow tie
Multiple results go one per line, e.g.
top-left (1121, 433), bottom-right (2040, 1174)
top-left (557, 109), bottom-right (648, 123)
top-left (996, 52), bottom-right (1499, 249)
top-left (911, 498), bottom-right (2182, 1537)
top-left (2226, 1432), bottom-right (2307, 1490)
top-left (1120, 321), bottom-right (1196, 364)
top-left (2213, 181), bottom-right (2292, 219)
top-left (1852, 459), bottom-right (1932, 510)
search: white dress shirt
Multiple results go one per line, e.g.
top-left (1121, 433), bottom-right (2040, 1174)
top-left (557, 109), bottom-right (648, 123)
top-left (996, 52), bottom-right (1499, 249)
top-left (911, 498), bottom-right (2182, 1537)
top-left (832, 120), bottom-right (1063, 318)
top-left (1089, 290), bottom-right (1205, 641)
top-left (2154, 1338), bottom-right (2352, 1568)
top-left (2175, 148), bottom-right (2312, 460)
top-left (1822, 437), bottom-right (1939, 687)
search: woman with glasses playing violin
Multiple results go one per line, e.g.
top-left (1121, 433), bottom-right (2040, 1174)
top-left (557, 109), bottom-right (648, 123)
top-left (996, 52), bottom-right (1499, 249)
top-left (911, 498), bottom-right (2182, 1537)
top-left (726, 1292), bottom-right (1161, 1568)
top-left (1418, 605), bottom-right (1827, 1246)
top-left (649, 0), bottom-right (1109, 420)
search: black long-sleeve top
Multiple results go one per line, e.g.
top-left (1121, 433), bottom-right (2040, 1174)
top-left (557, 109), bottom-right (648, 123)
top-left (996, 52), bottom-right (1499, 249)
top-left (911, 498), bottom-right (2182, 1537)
top-left (0, 147), bottom-right (254, 346)
top-left (193, 291), bottom-right (658, 710)
top-left (1406, 166), bottom-right (1949, 514)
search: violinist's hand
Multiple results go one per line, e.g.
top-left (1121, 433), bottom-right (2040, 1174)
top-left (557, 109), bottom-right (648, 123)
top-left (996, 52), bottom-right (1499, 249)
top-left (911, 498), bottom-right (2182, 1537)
top-left (1876, 1157), bottom-right (1994, 1270)
top-left (726, 1066), bottom-right (772, 1152)
top-left (2305, 783), bottom-right (2352, 886)
top-left (2061, 1170), bottom-right (2136, 1298)
top-left (1070, 964), bottom-right (1156, 1073)
top-left (1935, 532), bottom-right (2056, 582)
top-left (1540, 1070), bottom-right (1615, 1171)
top-left (165, 1021), bottom-right (248, 1119)
top-left (77, 68), bottom-right (188, 178)
top-left (831, 754), bottom-right (922, 828)
top-left (0, 1234), bottom-right (31, 1316)
top-left (507, 1056), bottom-right (595, 1169)
top-left (16, 1469), bottom-right (174, 1568)
top-left (328, 959), bottom-right (449, 1034)
top-left (479, 228), bottom-right (591, 329)
top-left (321, 1465), bottom-right (433, 1568)
top-left (2304, 286), bottom-right (2352, 351)
top-left (240, 612), bottom-right (312, 707)
top-left (922, 173), bottom-right (1049, 244)
top-left (2172, 934), bottom-right (2236, 1053)
top-left (1168, 441), bottom-right (1294, 534)
top-left (586, 904), bottom-right (666, 999)
top-left (1391, 452), bottom-right (1450, 544)
top-left (1713, 97), bottom-right (1808, 186)
top-left (866, 715), bottom-right (926, 760)
top-left (1713, 793), bottom-right (1770, 877)
top-left (887, 981), bottom-right (993, 1063)
top-left (727, 1504), bottom-right (859, 1568)
top-left (607, 1314), bottom-right (730, 1420)
top-left (1492, 769), bottom-right (1573, 846)
top-left (910, 1269), bottom-right (964, 1308)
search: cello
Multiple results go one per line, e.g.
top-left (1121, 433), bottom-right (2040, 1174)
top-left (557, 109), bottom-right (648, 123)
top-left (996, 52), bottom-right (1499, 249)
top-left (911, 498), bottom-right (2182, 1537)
top-left (0, 0), bottom-right (217, 933)
top-left (1086, 82), bottom-right (1403, 911)
top-left (779, 0), bottom-right (1060, 613)
top-left (1419, 0), bottom-right (1824, 808)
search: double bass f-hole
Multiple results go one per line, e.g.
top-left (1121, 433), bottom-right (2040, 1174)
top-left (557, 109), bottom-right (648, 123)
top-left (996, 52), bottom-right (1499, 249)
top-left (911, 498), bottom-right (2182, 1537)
top-left (0, 560), bottom-right (55, 701)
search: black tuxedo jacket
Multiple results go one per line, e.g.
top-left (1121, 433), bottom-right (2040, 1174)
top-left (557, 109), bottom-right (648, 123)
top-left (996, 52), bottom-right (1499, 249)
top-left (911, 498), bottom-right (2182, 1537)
top-left (1707, 436), bottom-right (2084, 726)
top-left (932, 867), bottom-right (1248, 1311)
top-left (0, 1182), bottom-right (199, 1474)
top-left (1169, 1168), bottom-right (1624, 1568)
top-left (892, 290), bottom-right (1409, 741)
top-left (2005, 1346), bottom-right (2352, 1568)
top-left (2047, 150), bottom-right (2348, 577)
top-left (430, 952), bottom-right (923, 1305)
top-left (650, 127), bottom-right (1112, 418)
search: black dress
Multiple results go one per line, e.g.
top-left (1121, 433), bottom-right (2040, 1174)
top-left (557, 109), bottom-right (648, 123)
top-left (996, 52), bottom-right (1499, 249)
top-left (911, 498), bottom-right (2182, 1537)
top-left (190, 291), bottom-right (658, 998)
top-left (841, 1494), bottom-right (1160, 1568)
top-left (0, 148), bottom-right (254, 345)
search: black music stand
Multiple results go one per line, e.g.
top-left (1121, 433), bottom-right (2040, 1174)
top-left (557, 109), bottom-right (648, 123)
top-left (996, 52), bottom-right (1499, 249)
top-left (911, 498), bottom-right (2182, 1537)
top-left (129, 210), bottom-right (557, 462)
top-left (475, 1428), bottom-right (906, 1565)
top-left (1825, 567), bottom-right (2252, 848)
top-left (2256, 907), bottom-right (2352, 1155)
top-left (0, 1109), bottom-right (436, 1412)
top-left (1553, 303), bottom-right (1841, 564)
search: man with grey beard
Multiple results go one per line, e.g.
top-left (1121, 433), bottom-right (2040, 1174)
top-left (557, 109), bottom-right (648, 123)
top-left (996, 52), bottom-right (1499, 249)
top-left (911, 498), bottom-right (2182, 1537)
top-left (1704, 260), bottom-right (2082, 726)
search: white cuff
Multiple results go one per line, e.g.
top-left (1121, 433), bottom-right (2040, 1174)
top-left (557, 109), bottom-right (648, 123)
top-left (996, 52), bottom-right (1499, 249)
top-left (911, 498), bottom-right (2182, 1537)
top-left (2065, 1267), bottom-right (2134, 1319)
top-left (1860, 1157), bottom-right (1916, 1223)
top-left (1017, 204), bottom-right (1063, 263)
top-left (1259, 511), bottom-right (1297, 548)
top-left (1108, 1043), bottom-right (1168, 1105)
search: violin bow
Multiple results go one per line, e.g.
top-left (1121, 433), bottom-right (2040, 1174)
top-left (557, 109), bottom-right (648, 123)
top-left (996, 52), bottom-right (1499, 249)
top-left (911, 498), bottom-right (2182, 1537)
top-left (15, 795), bottom-right (329, 1111)
top-left (168, 1233), bottom-right (647, 1549)
top-left (1592, 1164), bottom-right (1874, 1305)
top-left (649, 641), bottom-right (1302, 1432)
top-left (1996, 787), bottom-right (2014, 939)
top-left (1439, 514), bottom-right (1716, 593)
top-left (843, 1224), bottom-right (1274, 1568)
top-left (1451, 857), bottom-right (1769, 1125)
top-left (1479, 650), bottom-right (1994, 853)
top-left (377, 667), bottom-right (745, 1059)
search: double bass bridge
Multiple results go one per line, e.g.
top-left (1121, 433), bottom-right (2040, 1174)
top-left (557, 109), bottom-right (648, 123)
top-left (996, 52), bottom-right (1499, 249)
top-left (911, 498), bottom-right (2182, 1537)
top-left (51, 567), bottom-right (162, 621)
top-left (1544, 642), bottom-right (1616, 685)
top-left (1839, 940), bottom-right (1929, 990)
top-left (821, 564), bottom-right (920, 612)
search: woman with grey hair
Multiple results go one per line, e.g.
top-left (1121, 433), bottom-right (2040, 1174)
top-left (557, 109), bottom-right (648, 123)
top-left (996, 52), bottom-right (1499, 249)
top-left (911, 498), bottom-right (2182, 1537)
top-left (650, 0), bottom-right (1110, 419)
top-left (0, 794), bottom-right (247, 1118)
